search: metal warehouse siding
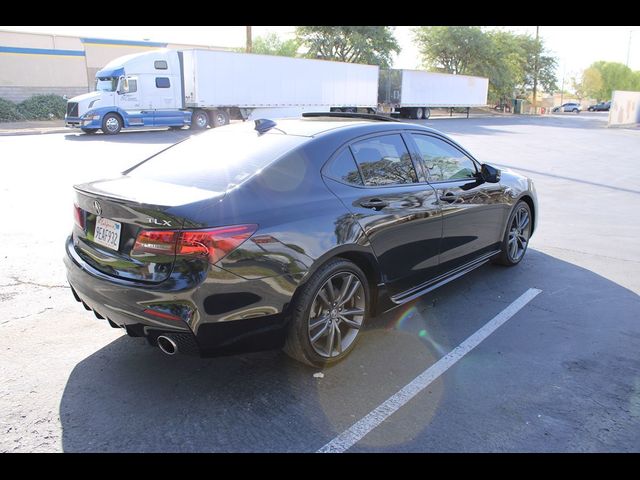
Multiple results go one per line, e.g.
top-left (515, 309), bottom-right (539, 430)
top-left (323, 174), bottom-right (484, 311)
top-left (0, 30), bottom-right (231, 103)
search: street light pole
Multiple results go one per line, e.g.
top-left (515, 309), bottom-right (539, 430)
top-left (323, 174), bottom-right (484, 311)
top-left (626, 30), bottom-right (634, 67)
top-left (246, 26), bottom-right (252, 53)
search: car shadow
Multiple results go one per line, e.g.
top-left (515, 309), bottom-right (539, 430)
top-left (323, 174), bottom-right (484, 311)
top-left (59, 249), bottom-right (640, 452)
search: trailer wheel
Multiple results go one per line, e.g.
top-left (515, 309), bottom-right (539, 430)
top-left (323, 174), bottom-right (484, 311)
top-left (191, 110), bottom-right (209, 129)
top-left (413, 107), bottom-right (424, 120)
top-left (211, 110), bottom-right (229, 127)
top-left (423, 107), bottom-right (431, 119)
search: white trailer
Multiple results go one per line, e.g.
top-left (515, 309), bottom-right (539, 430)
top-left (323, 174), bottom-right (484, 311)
top-left (378, 69), bottom-right (489, 119)
top-left (65, 48), bottom-right (379, 134)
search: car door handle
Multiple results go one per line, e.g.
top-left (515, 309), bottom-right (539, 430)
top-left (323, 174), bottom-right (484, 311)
top-left (439, 192), bottom-right (459, 203)
top-left (360, 199), bottom-right (388, 210)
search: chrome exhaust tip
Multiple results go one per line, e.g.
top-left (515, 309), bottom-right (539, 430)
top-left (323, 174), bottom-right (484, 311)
top-left (157, 335), bottom-right (178, 356)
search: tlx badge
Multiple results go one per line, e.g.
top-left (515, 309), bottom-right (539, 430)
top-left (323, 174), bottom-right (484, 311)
top-left (147, 218), bottom-right (172, 227)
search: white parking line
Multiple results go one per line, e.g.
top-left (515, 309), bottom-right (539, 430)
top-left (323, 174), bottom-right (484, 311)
top-left (317, 287), bottom-right (542, 453)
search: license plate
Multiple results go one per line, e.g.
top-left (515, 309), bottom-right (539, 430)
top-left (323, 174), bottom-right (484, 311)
top-left (94, 216), bottom-right (122, 251)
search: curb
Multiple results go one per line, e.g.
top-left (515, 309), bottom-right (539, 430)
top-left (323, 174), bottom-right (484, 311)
top-left (0, 128), bottom-right (70, 137)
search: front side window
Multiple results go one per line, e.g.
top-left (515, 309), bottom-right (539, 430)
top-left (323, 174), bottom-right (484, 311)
top-left (351, 134), bottom-right (417, 186)
top-left (156, 77), bottom-right (170, 88)
top-left (122, 77), bottom-right (137, 94)
top-left (411, 134), bottom-right (477, 182)
top-left (96, 77), bottom-right (118, 92)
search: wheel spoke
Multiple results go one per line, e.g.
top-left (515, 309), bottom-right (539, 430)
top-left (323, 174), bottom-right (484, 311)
top-left (339, 315), bottom-right (362, 330)
top-left (310, 322), bottom-right (330, 343)
top-left (326, 277), bottom-right (337, 302)
top-left (335, 322), bottom-right (343, 354)
top-left (341, 308), bottom-right (365, 317)
top-left (317, 288), bottom-right (332, 309)
top-left (509, 237), bottom-right (518, 259)
top-left (518, 211), bottom-right (529, 230)
top-left (309, 314), bottom-right (329, 330)
top-left (339, 279), bottom-right (361, 307)
top-left (325, 322), bottom-right (336, 356)
top-left (336, 274), bottom-right (353, 305)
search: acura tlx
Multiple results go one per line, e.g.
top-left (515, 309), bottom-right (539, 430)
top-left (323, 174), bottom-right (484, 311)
top-left (65, 113), bottom-right (537, 366)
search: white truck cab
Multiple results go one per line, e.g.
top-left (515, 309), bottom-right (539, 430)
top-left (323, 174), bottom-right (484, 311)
top-left (65, 49), bottom-right (189, 134)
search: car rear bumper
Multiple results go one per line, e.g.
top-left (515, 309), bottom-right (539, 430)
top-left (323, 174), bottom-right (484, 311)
top-left (64, 235), bottom-right (297, 356)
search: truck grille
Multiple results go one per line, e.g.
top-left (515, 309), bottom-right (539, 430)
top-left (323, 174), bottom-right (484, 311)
top-left (67, 102), bottom-right (79, 117)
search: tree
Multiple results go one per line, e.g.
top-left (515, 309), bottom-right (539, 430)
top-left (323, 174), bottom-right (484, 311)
top-left (413, 26), bottom-right (493, 75)
top-left (573, 67), bottom-right (604, 100)
top-left (584, 61), bottom-right (637, 100)
top-left (295, 26), bottom-right (400, 68)
top-left (519, 35), bottom-right (558, 96)
top-left (413, 26), bottom-right (558, 103)
top-left (251, 32), bottom-right (300, 57)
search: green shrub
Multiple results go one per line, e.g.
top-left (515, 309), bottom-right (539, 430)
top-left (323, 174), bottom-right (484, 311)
top-left (0, 98), bottom-right (24, 122)
top-left (17, 94), bottom-right (67, 120)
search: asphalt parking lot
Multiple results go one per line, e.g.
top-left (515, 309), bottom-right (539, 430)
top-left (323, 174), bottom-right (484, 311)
top-left (1, 112), bottom-right (638, 452)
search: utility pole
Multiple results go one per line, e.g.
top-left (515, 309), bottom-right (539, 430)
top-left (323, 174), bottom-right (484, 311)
top-left (626, 30), bottom-right (634, 67)
top-left (246, 26), bottom-right (252, 53)
top-left (559, 63), bottom-right (566, 108)
top-left (532, 26), bottom-right (539, 115)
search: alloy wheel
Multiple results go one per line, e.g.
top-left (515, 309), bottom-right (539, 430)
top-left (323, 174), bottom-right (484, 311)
top-left (507, 206), bottom-right (531, 262)
top-left (307, 272), bottom-right (365, 358)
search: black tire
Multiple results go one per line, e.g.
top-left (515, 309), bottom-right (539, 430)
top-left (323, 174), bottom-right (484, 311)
top-left (413, 107), bottom-right (424, 120)
top-left (81, 128), bottom-right (98, 134)
top-left (211, 109), bottom-right (230, 127)
top-left (101, 113), bottom-right (122, 135)
top-left (423, 107), bottom-right (431, 119)
top-left (283, 258), bottom-right (370, 367)
top-left (191, 110), bottom-right (209, 129)
top-left (573, 108), bottom-right (579, 113)
top-left (493, 201), bottom-right (532, 266)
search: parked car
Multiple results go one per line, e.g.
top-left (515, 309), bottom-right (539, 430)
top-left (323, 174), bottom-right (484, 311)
top-left (588, 101), bottom-right (611, 112)
top-left (552, 102), bottom-right (581, 113)
top-left (65, 113), bottom-right (538, 366)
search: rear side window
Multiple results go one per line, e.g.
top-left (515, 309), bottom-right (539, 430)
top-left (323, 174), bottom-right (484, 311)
top-left (324, 149), bottom-right (363, 186)
top-left (155, 77), bottom-right (170, 88)
top-left (351, 134), bottom-right (417, 186)
top-left (154, 60), bottom-right (168, 70)
top-left (126, 123), bottom-right (307, 192)
top-left (411, 134), bottom-right (477, 182)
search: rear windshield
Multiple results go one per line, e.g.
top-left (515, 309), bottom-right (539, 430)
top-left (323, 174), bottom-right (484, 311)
top-left (126, 123), bottom-right (307, 192)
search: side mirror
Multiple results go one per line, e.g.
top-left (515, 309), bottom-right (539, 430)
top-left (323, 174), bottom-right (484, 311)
top-left (481, 163), bottom-right (501, 183)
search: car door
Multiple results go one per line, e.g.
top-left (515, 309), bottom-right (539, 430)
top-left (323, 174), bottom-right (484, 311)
top-left (322, 132), bottom-right (442, 297)
top-left (115, 76), bottom-right (150, 127)
top-left (408, 133), bottom-right (508, 274)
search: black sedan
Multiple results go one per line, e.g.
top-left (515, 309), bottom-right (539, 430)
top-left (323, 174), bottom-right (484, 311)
top-left (588, 101), bottom-right (611, 111)
top-left (65, 113), bottom-right (538, 366)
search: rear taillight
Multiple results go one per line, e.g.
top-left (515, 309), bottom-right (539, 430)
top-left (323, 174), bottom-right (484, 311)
top-left (131, 224), bottom-right (257, 263)
top-left (73, 204), bottom-right (85, 230)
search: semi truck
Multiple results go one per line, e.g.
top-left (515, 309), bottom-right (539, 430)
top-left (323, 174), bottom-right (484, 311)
top-left (378, 69), bottom-right (489, 119)
top-left (65, 49), bottom-right (489, 135)
top-left (64, 49), bottom-right (379, 134)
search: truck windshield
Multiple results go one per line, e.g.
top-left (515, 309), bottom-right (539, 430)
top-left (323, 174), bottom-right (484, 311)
top-left (96, 77), bottom-right (118, 92)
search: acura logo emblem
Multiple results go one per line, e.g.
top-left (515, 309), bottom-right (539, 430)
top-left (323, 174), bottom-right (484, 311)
top-left (94, 200), bottom-right (102, 216)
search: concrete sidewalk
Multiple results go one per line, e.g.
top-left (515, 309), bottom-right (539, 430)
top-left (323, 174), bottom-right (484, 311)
top-left (0, 120), bottom-right (68, 136)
